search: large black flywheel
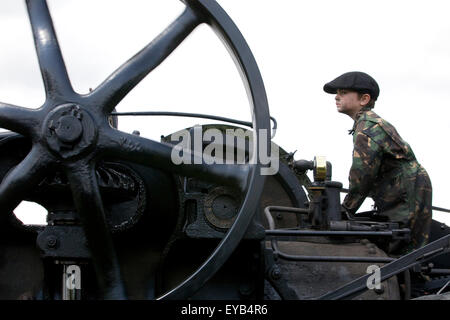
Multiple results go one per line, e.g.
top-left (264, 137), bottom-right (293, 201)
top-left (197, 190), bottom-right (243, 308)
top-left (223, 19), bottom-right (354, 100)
top-left (0, 0), bottom-right (270, 299)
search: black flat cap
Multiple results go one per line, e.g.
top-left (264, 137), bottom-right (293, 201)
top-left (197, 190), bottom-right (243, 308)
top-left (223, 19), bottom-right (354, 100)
top-left (323, 71), bottom-right (380, 100)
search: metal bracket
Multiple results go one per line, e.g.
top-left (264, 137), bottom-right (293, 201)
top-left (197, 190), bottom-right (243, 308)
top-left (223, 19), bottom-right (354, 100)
top-left (36, 226), bottom-right (90, 259)
top-left (264, 249), bottom-right (299, 299)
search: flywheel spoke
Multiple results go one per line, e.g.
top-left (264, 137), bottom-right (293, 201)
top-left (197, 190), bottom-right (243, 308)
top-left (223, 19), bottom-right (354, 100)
top-left (26, 0), bottom-right (75, 101)
top-left (65, 161), bottom-right (127, 299)
top-left (100, 128), bottom-right (251, 192)
top-left (0, 102), bottom-right (42, 136)
top-left (0, 145), bottom-right (51, 217)
top-left (89, 6), bottom-right (202, 113)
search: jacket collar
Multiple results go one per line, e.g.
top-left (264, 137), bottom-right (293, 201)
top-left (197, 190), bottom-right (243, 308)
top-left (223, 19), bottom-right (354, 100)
top-left (348, 106), bottom-right (373, 135)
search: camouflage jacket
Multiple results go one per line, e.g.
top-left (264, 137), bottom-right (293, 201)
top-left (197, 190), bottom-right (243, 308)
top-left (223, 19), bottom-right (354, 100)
top-left (342, 108), bottom-right (421, 221)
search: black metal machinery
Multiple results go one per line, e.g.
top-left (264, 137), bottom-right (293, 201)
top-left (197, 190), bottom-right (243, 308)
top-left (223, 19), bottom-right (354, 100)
top-left (0, 0), bottom-right (449, 300)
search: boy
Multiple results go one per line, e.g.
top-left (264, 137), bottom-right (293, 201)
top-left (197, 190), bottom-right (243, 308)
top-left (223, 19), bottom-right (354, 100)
top-left (324, 71), bottom-right (432, 254)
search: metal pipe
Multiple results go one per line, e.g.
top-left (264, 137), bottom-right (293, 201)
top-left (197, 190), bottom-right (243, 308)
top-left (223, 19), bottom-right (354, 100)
top-left (265, 229), bottom-right (395, 237)
top-left (437, 280), bottom-right (450, 295)
top-left (265, 205), bottom-right (310, 215)
top-left (275, 252), bottom-right (395, 263)
top-left (432, 206), bottom-right (450, 214)
top-left (340, 188), bottom-right (450, 214)
top-left (111, 111), bottom-right (278, 138)
top-left (429, 269), bottom-right (450, 275)
top-left (264, 205), bottom-right (310, 230)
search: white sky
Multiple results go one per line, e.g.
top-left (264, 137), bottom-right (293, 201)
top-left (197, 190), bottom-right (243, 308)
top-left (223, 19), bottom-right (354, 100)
top-left (1, 0), bottom-right (449, 226)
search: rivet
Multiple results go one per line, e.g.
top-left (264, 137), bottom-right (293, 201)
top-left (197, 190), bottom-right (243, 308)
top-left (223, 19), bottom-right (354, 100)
top-left (46, 235), bottom-right (58, 249)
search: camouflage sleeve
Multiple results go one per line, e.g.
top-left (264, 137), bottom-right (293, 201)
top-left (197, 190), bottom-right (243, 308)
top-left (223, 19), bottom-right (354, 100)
top-left (342, 131), bottom-right (383, 214)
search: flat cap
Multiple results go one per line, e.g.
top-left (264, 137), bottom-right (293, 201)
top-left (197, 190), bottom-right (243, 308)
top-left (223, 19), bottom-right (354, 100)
top-left (323, 71), bottom-right (380, 101)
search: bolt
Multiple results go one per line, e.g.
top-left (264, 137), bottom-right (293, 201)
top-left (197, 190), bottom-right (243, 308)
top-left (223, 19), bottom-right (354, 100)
top-left (48, 120), bottom-right (55, 131)
top-left (360, 239), bottom-right (370, 245)
top-left (18, 292), bottom-right (33, 300)
top-left (422, 262), bottom-right (434, 273)
top-left (54, 115), bottom-right (83, 144)
top-left (271, 267), bottom-right (282, 280)
top-left (368, 248), bottom-right (377, 255)
top-left (239, 283), bottom-right (253, 297)
top-left (46, 235), bottom-right (58, 249)
top-left (374, 285), bottom-right (385, 295)
top-left (132, 130), bottom-right (141, 136)
top-left (72, 109), bottom-right (82, 120)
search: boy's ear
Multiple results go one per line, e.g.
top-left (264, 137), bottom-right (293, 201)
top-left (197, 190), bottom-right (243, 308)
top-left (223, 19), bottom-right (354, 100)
top-left (360, 93), bottom-right (371, 106)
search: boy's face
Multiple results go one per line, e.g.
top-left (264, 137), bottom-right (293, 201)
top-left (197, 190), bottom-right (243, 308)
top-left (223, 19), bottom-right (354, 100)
top-left (335, 89), bottom-right (366, 118)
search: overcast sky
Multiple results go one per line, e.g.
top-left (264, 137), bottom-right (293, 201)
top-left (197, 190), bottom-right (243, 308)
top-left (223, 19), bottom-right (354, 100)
top-left (1, 0), bottom-right (449, 226)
